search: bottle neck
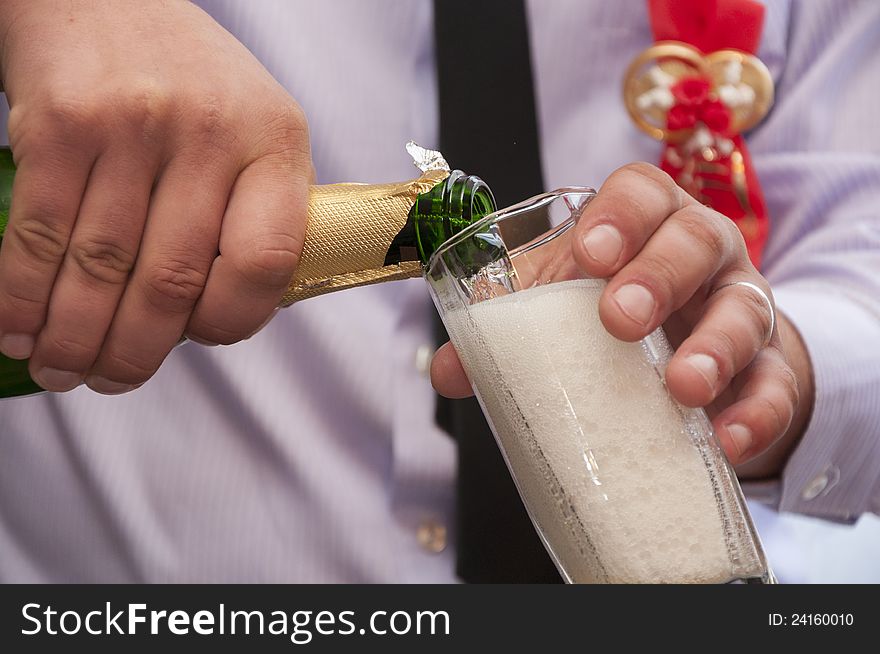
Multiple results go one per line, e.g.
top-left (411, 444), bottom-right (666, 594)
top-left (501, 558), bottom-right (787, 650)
top-left (384, 169), bottom-right (496, 266)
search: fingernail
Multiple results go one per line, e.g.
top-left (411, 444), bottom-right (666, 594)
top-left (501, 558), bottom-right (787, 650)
top-left (582, 224), bottom-right (623, 267)
top-left (726, 423), bottom-right (753, 458)
top-left (0, 333), bottom-right (35, 359)
top-left (612, 284), bottom-right (655, 326)
top-left (85, 376), bottom-right (141, 395)
top-left (685, 353), bottom-right (719, 392)
top-left (33, 368), bottom-right (82, 392)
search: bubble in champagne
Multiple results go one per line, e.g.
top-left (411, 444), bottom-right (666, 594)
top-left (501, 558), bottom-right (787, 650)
top-left (446, 279), bottom-right (763, 583)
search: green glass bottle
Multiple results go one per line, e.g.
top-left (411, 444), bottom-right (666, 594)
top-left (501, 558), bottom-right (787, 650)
top-left (0, 145), bottom-right (495, 399)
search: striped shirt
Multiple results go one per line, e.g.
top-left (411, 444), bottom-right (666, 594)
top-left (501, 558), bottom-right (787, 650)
top-left (0, 0), bottom-right (877, 582)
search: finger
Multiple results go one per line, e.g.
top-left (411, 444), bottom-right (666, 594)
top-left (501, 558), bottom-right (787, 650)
top-left (85, 157), bottom-right (235, 393)
top-left (0, 146), bottom-right (95, 359)
top-left (665, 277), bottom-right (775, 408)
top-left (711, 347), bottom-right (799, 465)
top-left (598, 204), bottom-right (745, 341)
top-left (430, 341), bottom-right (474, 399)
top-left (571, 162), bottom-right (689, 277)
top-left (186, 151), bottom-right (310, 344)
top-left (26, 150), bottom-right (154, 391)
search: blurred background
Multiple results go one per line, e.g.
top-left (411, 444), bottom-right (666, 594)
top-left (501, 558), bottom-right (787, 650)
top-left (750, 503), bottom-right (880, 583)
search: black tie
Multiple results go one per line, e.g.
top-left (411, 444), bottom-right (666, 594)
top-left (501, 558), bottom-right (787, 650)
top-left (433, 0), bottom-right (562, 583)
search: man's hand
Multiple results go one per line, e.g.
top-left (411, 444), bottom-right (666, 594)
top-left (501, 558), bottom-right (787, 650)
top-left (0, 0), bottom-right (310, 393)
top-left (431, 163), bottom-right (814, 474)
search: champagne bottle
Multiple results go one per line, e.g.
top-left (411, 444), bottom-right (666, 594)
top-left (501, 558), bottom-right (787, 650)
top-left (0, 143), bottom-right (495, 399)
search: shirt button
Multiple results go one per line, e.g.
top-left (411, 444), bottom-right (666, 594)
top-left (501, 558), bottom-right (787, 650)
top-left (414, 344), bottom-right (433, 377)
top-left (801, 472), bottom-right (829, 500)
top-left (801, 464), bottom-right (841, 501)
top-left (417, 519), bottom-right (447, 553)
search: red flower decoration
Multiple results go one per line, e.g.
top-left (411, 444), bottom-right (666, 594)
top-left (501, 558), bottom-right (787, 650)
top-left (665, 75), bottom-right (732, 134)
top-left (667, 104), bottom-right (697, 130)
top-left (670, 76), bottom-right (711, 106)
top-left (699, 99), bottom-right (731, 132)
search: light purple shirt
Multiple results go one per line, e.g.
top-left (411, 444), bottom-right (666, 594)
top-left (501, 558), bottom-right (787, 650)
top-left (0, 0), bottom-right (878, 582)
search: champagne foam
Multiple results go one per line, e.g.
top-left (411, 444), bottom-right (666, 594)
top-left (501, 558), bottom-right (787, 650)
top-left (447, 278), bottom-right (762, 583)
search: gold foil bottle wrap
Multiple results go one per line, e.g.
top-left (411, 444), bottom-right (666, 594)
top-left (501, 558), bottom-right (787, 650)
top-left (280, 169), bottom-right (447, 305)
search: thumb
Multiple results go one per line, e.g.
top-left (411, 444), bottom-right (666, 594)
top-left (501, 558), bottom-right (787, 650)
top-left (430, 341), bottom-right (474, 399)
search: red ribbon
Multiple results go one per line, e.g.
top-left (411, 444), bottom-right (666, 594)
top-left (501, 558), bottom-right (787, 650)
top-left (648, 0), bottom-right (769, 268)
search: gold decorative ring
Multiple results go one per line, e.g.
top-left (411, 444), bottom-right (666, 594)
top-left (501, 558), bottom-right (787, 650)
top-left (622, 40), bottom-right (775, 143)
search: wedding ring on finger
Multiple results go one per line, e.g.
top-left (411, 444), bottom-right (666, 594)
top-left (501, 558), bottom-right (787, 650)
top-left (711, 281), bottom-right (776, 347)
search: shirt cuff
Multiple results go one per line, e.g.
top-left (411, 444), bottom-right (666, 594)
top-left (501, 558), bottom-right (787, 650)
top-left (760, 285), bottom-right (880, 523)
